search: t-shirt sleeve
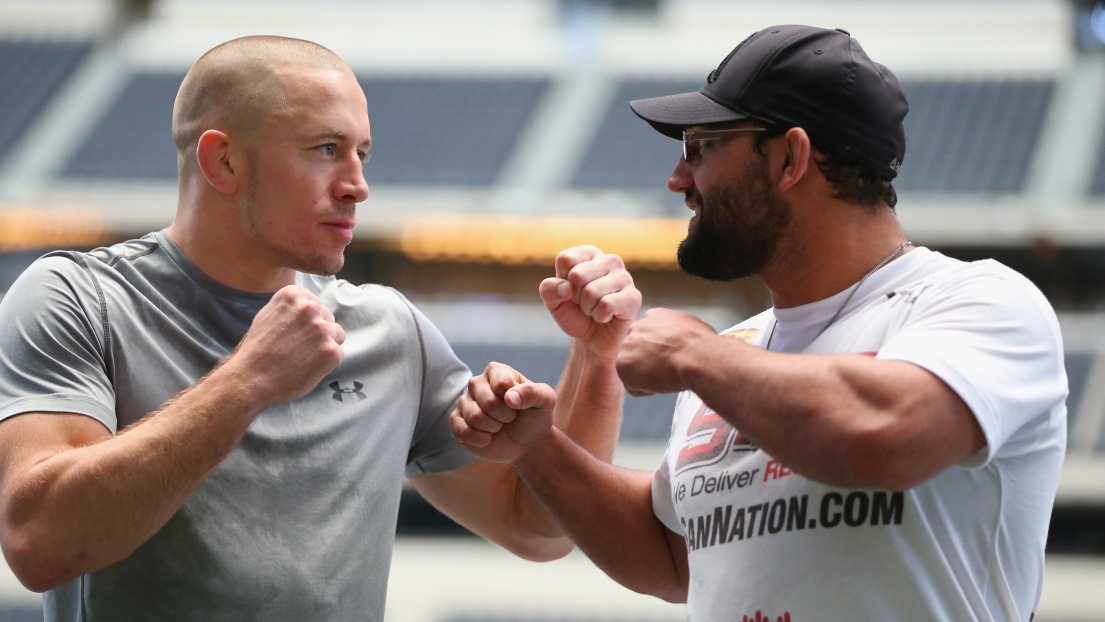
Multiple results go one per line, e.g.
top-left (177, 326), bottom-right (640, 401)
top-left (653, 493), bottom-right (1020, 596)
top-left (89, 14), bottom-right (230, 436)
top-left (0, 255), bottom-right (118, 431)
top-left (877, 265), bottom-right (1067, 468)
top-left (400, 299), bottom-right (477, 477)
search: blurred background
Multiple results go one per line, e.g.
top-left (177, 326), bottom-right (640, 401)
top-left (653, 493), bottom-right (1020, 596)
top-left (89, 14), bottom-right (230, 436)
top-left (2, 0), bottom-right (1105, 620)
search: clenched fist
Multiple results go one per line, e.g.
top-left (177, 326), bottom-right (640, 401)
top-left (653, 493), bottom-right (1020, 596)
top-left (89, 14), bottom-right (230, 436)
top-left (539, 246), bottom-right (642, 361)
top-left (226, 285), bottom-right (346, 406)
top-left (450, 362), bottom-right (557, 464)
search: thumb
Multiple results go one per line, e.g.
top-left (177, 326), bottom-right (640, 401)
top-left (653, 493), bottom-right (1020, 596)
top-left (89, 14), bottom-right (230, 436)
top-left (504, 382), bottom-right (556, 412)
top-left (539, 277), bottom-right (573, 310)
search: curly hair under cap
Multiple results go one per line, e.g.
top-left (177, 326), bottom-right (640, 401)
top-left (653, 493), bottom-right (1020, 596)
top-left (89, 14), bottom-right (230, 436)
top-left (752, 126), bottom-right (898, 210)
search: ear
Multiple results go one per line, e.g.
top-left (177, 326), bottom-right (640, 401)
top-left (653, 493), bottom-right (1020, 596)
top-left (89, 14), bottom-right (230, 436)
top-left (195, 129), bottom-right (239, 195)
top-left (776, 127), bottom-right (812, 193)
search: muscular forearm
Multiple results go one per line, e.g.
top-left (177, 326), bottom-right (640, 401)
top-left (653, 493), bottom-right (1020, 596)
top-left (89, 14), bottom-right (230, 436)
top-left (675, 337), bottom-right (979, 489)
top-left (514, 429), bottom-right (688, 602)
top-left (1, 363), bottom-right (267, 591)
top-left (554, 341), bottom-right (624, 463)
top-left (428, 347), bottom-right (625, 561)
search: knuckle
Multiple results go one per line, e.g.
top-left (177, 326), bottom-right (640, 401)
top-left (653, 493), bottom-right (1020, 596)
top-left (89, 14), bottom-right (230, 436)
top-left (475, 393), bottom-right (500, 413)
top-left (490, 375), bottom-right (517, 395)
top-left (473, 413), bottom-right (503, 433)
top-left (595, 298), bottom-right (614, 317)
top-left (579, 282), bottom-right (600, 307)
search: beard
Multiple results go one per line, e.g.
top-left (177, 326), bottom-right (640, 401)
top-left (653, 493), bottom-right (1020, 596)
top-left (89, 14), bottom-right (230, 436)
top-left (241, 156), bottom-right (346, 277)
top-left (676, 157), bottom-right (791, 281)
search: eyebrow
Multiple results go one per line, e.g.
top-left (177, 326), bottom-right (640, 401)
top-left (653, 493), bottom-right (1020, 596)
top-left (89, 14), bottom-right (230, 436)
top-left (303, 129), bottom-right (372, 150)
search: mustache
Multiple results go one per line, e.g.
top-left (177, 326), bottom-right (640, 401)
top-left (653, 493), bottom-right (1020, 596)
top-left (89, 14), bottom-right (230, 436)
top-left (685, 189), bottom-right (705, 210)
top-left (329, 206), bottom-right (357, 220)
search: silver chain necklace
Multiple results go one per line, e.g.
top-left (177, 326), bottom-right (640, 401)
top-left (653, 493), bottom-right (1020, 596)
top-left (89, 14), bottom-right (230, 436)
top-left (764, 240), bottom-right (912, 352)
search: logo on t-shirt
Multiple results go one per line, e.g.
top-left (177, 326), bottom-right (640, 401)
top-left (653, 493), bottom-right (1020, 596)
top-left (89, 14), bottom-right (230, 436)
top-left (725, 328), bottom-right (761, 344)
top-left (675, 403), bottom-right (757, 474)
top-left (329, 381), bottom-right (367, 402)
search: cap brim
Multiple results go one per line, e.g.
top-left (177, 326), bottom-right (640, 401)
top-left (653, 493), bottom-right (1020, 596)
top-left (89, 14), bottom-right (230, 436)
top-left (629, 91), bottom-right (750, 139)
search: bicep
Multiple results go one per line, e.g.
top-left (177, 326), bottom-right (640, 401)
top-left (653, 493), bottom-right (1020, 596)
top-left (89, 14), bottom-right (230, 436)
top-left (853, 358), bottom-right (985, 486)
top-left (409, 460), bottom-right (525, 533)
top-left (663, 524), bottom-right (689, 598)
top-left (410, 460), bottom-right (572, 560)
top-left (875, 275), bottom-right (1064, 468)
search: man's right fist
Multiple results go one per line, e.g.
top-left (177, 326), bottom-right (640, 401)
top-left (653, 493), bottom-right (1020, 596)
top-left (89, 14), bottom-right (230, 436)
top-left (230, 285), bottom-right (345, 405)
top-left (450, 362), bottom-right (557, 464)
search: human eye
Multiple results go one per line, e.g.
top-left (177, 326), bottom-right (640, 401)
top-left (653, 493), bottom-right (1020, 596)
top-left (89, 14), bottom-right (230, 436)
top-left (317, 143), bottom-right (336, 157)
top-left (684, 139), bottom-right (703, 164)
top-left (358, 150), bottom-right (370, 163)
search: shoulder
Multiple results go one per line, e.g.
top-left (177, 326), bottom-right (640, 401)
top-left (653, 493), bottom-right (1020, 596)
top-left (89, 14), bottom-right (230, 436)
top-left (16, 235), bottom-right (164, 289)
top-left (5, 252), bottom-right (103, 309)
top-left (887, 254), bottom-right (1064, 366)
top-left (919, 255), bottom-right (1057, 323)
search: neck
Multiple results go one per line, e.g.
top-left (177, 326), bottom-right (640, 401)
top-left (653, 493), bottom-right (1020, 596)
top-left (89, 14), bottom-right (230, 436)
top-left (168, 189), bottom-right (296, 294)
top-left (760, 209), bottom-right (911, 309)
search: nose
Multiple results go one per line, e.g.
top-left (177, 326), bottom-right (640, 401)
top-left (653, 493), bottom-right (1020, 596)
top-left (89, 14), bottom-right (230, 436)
top-left (337, 155), bottom-right (370, 203)
top-left (667, 155), bottom-right (693, 195)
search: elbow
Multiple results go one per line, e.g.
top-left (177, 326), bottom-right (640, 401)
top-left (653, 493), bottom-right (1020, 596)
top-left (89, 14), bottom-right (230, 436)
top-left (653, 583), bottom-right (688, 604)
top-left (0, 505), bottom-right (113, 593)
top-left (1, 527), bottom-right (72, 593)
top-left (837, 424), bottom-right (926, 491)
top-left (501, 535), bottom-right (575, 562)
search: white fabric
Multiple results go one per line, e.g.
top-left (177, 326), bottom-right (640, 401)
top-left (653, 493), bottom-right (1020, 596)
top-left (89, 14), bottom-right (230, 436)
top-left (652, 248), bottom-right (1067, 622)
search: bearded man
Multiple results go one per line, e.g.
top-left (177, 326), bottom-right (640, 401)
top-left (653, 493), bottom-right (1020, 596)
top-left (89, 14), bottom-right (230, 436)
top-left (451, 24), bottom-right (1067, 621)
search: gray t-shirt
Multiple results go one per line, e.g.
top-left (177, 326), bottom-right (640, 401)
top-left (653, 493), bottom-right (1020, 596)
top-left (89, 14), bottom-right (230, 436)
top-left (0, 230), bottom-right (476, 621)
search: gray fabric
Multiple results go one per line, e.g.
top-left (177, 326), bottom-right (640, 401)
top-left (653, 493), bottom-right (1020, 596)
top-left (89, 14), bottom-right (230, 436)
top-left (0, 230), bottom-right (476, 621)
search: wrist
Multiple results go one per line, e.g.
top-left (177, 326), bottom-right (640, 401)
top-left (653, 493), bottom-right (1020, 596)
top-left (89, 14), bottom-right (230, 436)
top-left (573, 338), bottom-right (622, 367)
top-left (511, 427), bottom-right (563, 471)
top-left (205, 357), bottom-right (275, 415)
top-left (668, 330), bottom-right (712, 394)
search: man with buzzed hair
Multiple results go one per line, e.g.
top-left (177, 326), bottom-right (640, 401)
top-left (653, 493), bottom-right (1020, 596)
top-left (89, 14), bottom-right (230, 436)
top-left (0, 36), bottom-right (640, 621)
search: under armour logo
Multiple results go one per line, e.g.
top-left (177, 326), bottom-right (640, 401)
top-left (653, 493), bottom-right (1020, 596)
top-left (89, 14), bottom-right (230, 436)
top-left (329, 381), bottom-right (366, 402)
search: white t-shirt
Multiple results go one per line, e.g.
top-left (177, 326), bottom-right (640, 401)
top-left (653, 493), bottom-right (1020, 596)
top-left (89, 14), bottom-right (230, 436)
top-left (652, 248), bottom-right (1067, 622)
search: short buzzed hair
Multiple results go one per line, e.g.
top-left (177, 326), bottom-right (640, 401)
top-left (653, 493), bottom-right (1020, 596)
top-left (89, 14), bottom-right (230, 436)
top-left (172, 35), bottom-right (349, 179)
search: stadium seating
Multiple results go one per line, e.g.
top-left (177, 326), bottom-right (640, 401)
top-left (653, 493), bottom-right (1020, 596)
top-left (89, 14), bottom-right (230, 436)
top-left (61, 72), bottom-right (550, 186)
top-left (358, 77), bottom-right (549, 186)
top-left (896, 78), bottom-right (1056, 194)
top-left (572, 78), bottom-right (701, 191)
top-left (63, 72), bottom-right (181, 179)
top-left (573, 77), bottom-right (1058, 195)
top-left (40, 70), bottom-right (1084, 198)
top-left (0, 38), bottom-right (91, 163)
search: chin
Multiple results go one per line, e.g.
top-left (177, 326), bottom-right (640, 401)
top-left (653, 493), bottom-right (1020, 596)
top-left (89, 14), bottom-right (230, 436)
top-left (287, 249), bottom-right (345, 277)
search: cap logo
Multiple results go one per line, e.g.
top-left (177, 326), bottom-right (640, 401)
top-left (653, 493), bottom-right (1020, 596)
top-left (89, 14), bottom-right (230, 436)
top-left (889, 158), bottom-right (902, 172)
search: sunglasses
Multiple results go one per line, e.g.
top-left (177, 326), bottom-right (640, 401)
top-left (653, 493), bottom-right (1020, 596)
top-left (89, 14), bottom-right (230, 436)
top-left (682, 127), bottom-right (768, 164)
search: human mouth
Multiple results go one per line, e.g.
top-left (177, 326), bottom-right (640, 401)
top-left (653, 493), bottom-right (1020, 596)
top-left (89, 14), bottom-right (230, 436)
top-left (321, 218), bottom-right (355, 242)
top-left (684, 190), bottom-right (705, 232)
top-left (686, 202), bottom-right (702, 232)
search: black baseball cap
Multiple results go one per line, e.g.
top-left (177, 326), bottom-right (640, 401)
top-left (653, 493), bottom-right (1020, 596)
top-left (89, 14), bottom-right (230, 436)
top-left (629, 25), bottom-right (909, 180)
